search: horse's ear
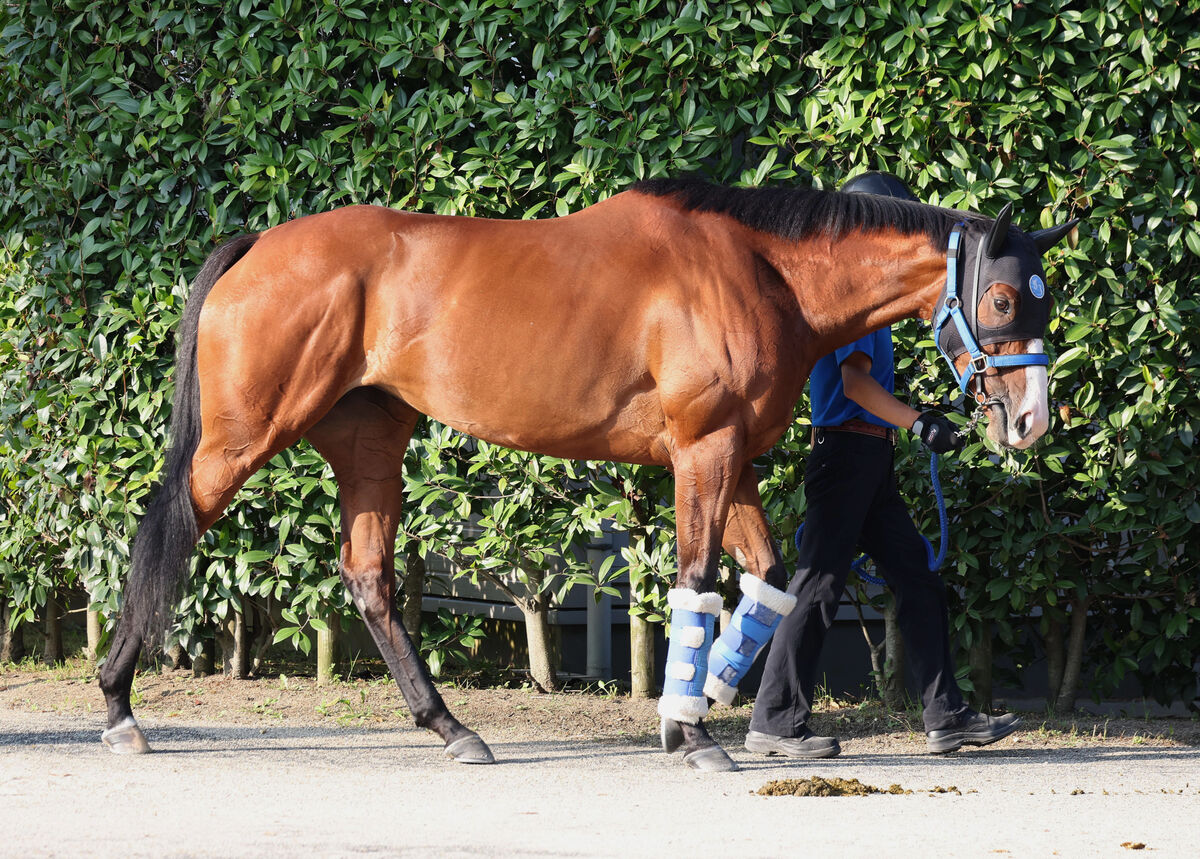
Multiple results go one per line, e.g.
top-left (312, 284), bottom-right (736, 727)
top-left (985, 202), bottom-right (1014, 258)
top-left (1029, 219), bottom-right (1081, 255)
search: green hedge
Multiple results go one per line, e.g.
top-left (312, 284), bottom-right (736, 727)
top-left (2, 0), bottom-right (1197, 702)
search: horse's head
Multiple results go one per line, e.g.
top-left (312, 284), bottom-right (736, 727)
top-left (932, 204), bottom-right (1078, 450)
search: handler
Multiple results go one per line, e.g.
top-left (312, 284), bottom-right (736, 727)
top-left (744, 172), bottom-right (1021, 758)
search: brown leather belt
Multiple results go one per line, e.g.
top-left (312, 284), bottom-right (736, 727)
top-left (813, 418), bottom-right (897, 445)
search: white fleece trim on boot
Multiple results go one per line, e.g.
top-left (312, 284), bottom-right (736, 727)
top-left (657, 694), bottom-right (709, 725)
top-left (676, 625), bottom-right (708, 649)
top-left (667, 588), bottom-right (723, 616)
top-left (665, 661), bottom-right (696, 682)
top-left (703, 673), bottom-right (737, 706)
top-left (740, 575), bottom-right (797, 616)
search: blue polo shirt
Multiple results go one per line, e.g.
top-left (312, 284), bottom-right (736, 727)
top-left (810, 328), bottom-right (895, 429)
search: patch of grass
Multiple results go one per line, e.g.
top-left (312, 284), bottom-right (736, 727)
top-left (1, 655), bottom-right (49, 674)
top-left (249, 697), bottom-right (285, 719)
top-left (50, 658), bottom-right (97, 683)
top-left (810, 692), bottom-right (923, 739)
top-left (565, 678), bottom-right (627, 699)
top-left (1027, 713), bottom-right (1197, 747)
top-left (316, 689), bottom-right (383, 725)
top-left (592, 679), bottom-right (625, 700)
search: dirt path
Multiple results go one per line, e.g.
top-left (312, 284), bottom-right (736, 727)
top-left (2, 665), bottom-right (1198, 857)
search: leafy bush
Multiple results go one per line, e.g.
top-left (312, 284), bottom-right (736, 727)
top-left (2, 0), bottom-right (1196, 703)
top-left (421, 608), bottom-right (487, 679)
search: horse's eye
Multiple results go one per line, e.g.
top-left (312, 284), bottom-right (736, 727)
top-left (993, 297), bottom-right (1011, 314)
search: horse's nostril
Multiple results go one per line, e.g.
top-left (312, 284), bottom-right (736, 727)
top-left (1017, 412), bottom-right (1033, 437)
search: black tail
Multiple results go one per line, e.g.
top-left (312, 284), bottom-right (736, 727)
top-left (123, 234), bottom-right (259, 647)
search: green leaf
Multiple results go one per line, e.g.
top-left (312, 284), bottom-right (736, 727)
top-left (1063, 322), bottom-right (1091, 342)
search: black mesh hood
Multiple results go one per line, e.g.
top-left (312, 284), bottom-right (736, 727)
top-left (935, 227), bottom-right (1052, 358)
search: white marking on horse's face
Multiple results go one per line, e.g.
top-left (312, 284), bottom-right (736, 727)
top-left (1007, 339), bottom-right (1049, 449)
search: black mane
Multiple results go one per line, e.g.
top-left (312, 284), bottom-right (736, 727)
top-left (632, 177), bottom-right (968, 247)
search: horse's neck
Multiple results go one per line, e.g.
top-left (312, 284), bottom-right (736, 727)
top-left (756, 227), bottom-right (946, 362)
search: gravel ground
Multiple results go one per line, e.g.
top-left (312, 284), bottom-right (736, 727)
top-left (2, 707), bottom-right (1198, 858)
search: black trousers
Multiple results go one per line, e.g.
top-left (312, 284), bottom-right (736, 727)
top-left (749, 430), bottom-right (968, 735)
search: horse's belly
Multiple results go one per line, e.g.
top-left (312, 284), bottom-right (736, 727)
top-left (394, 378), bottom-right (670, 465)
top-left (366, 336), bottom-right (672, 465)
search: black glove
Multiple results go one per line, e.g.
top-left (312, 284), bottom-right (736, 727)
top-left (911, 411), bottom-right (963, 454)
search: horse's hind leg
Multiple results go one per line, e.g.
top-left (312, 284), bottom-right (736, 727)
top-left (305, 388), bottom-right (493, 764)
top-left (99, 391), bottom-right (329, 752)
top-left (98, 404), bottom-right (309, 753)
top-left (101, 349), bottom-right (357, 750)
top-left (98, 625), bottom-right (152, 753)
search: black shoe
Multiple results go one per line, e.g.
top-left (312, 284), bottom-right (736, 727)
top-left (744, 729), bottom-right (841, 759)
top-left (926, 710), bottom-right (1022, 754)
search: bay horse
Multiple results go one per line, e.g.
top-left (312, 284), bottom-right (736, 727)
top-left (99, 178), bottom-right (1077, 770)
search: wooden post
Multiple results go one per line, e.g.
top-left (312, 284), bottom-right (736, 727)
top-left (521, 599), bottom-right (560, 692)
top-left (193, 636), bottom-right (215, 677)
top-left (1051, 598), bottom-right (1090, 715)
top-left (86, 609), bottom-right (103, 662)
top-left (1045, 616), bottom-right (1065, 713)
top-left (43, 592), bottom-right (64, 665)
top-left (316, 611), bottom-right (341, 686)
top-left (880, 595), bottom-right (907, 711)
top-left (1, 604), bottom-right (26, 663)
top-left (221, 608), bottom-right (251, 678)
top-left (629, 611), bottom-right (655, 699)
top-left (402, 546), bottom-right (425, 655)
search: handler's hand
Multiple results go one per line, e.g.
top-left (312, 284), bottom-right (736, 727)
top-left (911, 411), bottom-right (963, 454)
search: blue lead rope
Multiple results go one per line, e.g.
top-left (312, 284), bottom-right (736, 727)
top-left (793, 450), bottom-right (949, 585)
top-left (925, 450), bottom-right (949, 572)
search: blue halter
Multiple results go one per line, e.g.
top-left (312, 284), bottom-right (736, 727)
top-left (932, 223), bottom-right (1049, 398)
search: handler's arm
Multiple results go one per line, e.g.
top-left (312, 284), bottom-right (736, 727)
top-left (839, 351), bottom-right (921, 430)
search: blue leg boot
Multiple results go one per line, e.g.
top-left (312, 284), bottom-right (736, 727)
top-left (704, 575), bottom-right (797, 706)
top-left (657, 589), bottom-right (737, 771)
top-left (657, 588), bottom-right (723, 725)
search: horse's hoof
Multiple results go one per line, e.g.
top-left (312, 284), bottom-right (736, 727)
top-left (101, 718), bottom-right (151, 755)
top-left (444, 733), bottom-right (495, 764)
top-left (661, 717), bottom-right (685, 754)
top-left (682, 744), bottom-right (739, 772)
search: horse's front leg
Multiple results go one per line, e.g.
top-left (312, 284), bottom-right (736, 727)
top-left (703, 462), bottom-right (797, 706)
top-left (659, 426), bottom-right (743, 772)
